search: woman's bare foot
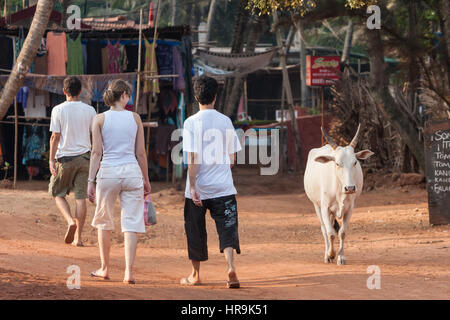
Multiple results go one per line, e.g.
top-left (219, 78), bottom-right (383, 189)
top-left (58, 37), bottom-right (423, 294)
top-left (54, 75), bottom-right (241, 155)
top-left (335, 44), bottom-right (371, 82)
top-left (90, 268), bottom-right (110, 280)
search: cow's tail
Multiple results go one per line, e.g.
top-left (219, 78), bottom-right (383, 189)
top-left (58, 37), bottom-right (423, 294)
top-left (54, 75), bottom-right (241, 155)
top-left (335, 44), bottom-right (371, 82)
top-left (333, 219), bottom-right (340, 233)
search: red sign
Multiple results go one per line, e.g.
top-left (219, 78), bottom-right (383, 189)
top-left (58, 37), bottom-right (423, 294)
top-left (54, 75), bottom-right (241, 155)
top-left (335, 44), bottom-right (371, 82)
top-left (306, 56), bottom-right (340, 86)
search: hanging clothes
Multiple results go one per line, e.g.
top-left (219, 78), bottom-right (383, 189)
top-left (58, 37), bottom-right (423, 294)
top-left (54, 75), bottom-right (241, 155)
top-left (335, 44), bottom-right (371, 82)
top-left (179, 36), bottom-right (194, 104)
top-left (125, 74), bottom-right (138, 111)
top-left (0, 36), bottom-right (13, 74)
top-left (107, 40), bottom-right (121, 74)
top-left (172, 45), bottom-right (185, 91)
top-left (118, 44), bottom-right (128, 73)
top-left (155, 45), bottom-right (173, 82)
top-left (143, 39), bottom-right (160, 94)
top-left (66, 32), bottom-right (83, 75)
top-left (34, 53), bottom-right (47, 75)
top-left (22, 125), bottom-right (47, 166)
top-left (17, 87), bottom-right (29, 110)
top-left (125, 45), bottom-right (139, 72)
top-left (101, 46), bottom-right (109, 74)
top-left (25, 88), bottom-right (48, 118)
top-left (14, 27), bottom-right (25, 61)
top-left (46, 32), bottom-right (67, 76)
top-left (0, 73), bottom-right (136, 103)
top-left (86, 39), bottom-right (103, 74)
top-left (82, 43), bottom-right (88, 74)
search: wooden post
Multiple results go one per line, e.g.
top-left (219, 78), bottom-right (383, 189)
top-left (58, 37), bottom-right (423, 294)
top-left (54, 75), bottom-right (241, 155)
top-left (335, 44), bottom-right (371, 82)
top-left (280, 77), bottom-right (285, 173)
top-left (13, 37), bottom-right (17, 189)
top-left (146, 0), bottom-right (161, 158)
top-left (321, 86), bottom-right (324, 146)
top-left (243, 79), bottom-right (248, 120)
top-left (135, 9), bottom-right (143, 113)
top-left (13, 98), bottom-right (17, 189)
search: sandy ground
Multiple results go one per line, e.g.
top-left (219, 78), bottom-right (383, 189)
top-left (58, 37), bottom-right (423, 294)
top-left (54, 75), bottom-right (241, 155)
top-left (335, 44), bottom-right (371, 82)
top-left (0, 167), bottom-right (449, 300)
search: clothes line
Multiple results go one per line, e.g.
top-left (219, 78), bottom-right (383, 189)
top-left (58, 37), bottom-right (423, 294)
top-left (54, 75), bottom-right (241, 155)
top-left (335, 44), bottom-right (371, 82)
top-left (7, 115), bottom-right (50, 120)
top-left (81, 39), bottom-right (181, 47)
top-left (0, 120), bottom-right (49, 127)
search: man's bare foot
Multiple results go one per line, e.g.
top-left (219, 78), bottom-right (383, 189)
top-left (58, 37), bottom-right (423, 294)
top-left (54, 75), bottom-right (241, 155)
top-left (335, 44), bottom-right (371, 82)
top-left (180, 275), bottom-right (201, 286)
top-left (227, 270), bottom-right (240, 288)
top-left (64, 223), bottom-right (77, 244)
top-left (71, 240), bottom-right (84, 247)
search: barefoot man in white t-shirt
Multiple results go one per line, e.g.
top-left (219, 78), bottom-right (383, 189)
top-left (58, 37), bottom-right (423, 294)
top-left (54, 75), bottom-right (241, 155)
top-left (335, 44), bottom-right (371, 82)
top-left (181, 75), bottom-right (242, 288)
top-left (48, 77), bottom-right (96, 246)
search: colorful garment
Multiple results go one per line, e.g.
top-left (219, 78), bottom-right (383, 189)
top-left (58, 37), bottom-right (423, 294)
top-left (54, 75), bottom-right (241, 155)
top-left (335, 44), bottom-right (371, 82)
top-left (119, 45), bottom-right (128, 73)
top-left (172, 46), bottom-right (185, 91)
top-left (143, 39), bottom-right (160, 94)
top-left (107, 40), bottom-right (120, 74)
top-left (66, 33), bottom-right (84, 75)
top-left (46, 32), bottom-right (67, 76)
top-left (101, 46), bottom-right (109, 74)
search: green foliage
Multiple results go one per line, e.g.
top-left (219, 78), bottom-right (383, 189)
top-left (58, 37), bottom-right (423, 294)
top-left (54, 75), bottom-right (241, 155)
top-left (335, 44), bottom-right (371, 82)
top-left (245, 0), bottom-right (379, 15)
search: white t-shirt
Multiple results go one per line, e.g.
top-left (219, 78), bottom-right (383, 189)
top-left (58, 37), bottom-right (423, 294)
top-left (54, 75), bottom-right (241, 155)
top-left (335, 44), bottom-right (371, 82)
top-left (183, 109), bottom-right (242, 200)
top-left (49, 101), bottom-right (96, 158)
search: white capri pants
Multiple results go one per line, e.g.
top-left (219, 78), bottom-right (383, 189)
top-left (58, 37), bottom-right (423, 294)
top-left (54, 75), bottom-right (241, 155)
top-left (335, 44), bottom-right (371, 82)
top-left (91, 163), bottom-right (145, 233)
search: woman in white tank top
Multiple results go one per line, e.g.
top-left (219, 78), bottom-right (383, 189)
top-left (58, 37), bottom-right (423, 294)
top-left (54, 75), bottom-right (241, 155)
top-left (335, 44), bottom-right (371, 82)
top-left (87, 80), bottom-right (151, 284)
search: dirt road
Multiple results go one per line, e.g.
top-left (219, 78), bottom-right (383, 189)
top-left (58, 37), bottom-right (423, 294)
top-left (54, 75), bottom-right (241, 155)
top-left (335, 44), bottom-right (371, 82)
top-left (0, 168), bottom-right (449, 299)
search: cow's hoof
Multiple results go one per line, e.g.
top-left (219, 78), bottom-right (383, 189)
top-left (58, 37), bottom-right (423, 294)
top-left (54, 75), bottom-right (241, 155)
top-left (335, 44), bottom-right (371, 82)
top-left (337, 256), bottom-right (346, 265)
top-left (325, 257), bottom-right (334, 263)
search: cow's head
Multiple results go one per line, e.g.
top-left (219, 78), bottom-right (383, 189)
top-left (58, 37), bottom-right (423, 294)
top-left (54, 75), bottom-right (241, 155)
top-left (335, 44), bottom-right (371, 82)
top-left (315, 125), bottom-right (374, 194)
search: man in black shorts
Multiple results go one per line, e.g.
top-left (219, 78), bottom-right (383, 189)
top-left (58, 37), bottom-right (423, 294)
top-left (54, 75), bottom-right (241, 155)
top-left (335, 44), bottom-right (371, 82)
top-left (181, 75), bottom-right (242, 288)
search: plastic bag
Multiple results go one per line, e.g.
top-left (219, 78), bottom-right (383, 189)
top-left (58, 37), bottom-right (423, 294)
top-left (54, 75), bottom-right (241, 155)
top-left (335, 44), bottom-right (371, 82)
top-left (144, 195), bottom-right (157, 226)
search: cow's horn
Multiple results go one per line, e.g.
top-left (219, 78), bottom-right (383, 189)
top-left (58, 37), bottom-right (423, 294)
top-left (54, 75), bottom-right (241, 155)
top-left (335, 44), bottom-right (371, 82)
top-left (350, 124), bottom-right (361, 149)
top-left (321, 127), bottom-right (338, 149)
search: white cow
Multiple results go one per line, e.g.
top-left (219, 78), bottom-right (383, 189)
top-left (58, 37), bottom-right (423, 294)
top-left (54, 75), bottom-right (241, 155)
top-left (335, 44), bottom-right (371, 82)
top-left (304, 125), bottom-right (374, 265)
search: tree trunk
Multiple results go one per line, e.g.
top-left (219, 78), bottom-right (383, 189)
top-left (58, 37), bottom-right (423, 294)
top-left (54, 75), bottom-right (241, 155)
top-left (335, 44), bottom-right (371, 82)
top-left (438, 0), bottom-right (450, 86)
top-left (365, 28), bottom-right (425, 172)
top-left (0, 0), bottom-right (55, 120)
top-left (407, 0), bottom-right (419, 107)
top-left (295, 20), bottom-right (308, 107)
top-left (223, 14), bottom-right (264, 117)
top-left (205, 0), bottom-right (217, 43)
top-left (341, 19), bottom-right (353, 63)
top-left (170, 0), bottom-right (176, 26)
top-left (218, 0), bottom-right (249, 114)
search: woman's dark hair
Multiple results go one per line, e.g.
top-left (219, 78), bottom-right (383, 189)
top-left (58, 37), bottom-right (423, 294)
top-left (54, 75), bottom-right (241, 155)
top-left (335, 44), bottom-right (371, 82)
top-left (63, 77), bottom-right (82, 97)
top-left (193, 75), bottom-right (218, 105)
top-left (103, 79), bottom-right (132, 106)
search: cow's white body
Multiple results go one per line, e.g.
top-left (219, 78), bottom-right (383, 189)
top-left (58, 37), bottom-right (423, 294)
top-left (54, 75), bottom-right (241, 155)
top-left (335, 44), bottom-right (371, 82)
top-left (304, 144), bottom-right (366, 265)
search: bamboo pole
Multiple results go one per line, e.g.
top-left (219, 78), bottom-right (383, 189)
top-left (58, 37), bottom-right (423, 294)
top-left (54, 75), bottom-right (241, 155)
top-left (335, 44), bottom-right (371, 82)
top-left (135, 9), bottom-right (143, 113)
top-left (243, 79), bottom-right (248, 120)
top-left (13, 38), bottom-right (17, 189)
top-left (321, 86), bottom-right (324, 146)
top-left (145, 0), bottom-right (161, 158)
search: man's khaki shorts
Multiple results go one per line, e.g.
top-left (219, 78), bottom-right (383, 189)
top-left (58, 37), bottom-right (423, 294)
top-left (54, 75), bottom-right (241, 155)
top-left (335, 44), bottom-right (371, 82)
top-left (48, 153), bottom-right (90, 199)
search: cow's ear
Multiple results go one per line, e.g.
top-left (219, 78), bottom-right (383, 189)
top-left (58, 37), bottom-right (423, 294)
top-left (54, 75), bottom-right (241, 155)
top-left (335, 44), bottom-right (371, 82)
top-left (314, 155), bottom-right (335, 163)
top-left (355, 149), bottom-right (374, 160)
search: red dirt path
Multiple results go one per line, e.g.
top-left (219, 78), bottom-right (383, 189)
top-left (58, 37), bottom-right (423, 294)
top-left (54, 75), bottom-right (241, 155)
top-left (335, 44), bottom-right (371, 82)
top-left (0, 167), bottom-right (449, 300)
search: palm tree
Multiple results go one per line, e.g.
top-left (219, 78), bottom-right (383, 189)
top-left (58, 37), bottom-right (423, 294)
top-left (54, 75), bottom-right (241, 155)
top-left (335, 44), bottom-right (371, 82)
top-left (0, 0), bottom-right (55, 120)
